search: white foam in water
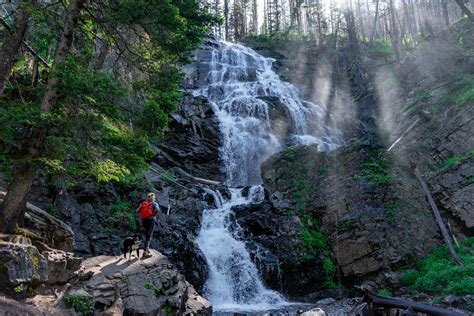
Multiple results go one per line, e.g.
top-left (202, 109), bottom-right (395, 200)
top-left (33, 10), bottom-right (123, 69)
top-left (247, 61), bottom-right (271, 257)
top-left (196, 186), bottom-right (291, 312)
top-left (194, 41), bottom-right (343, 313)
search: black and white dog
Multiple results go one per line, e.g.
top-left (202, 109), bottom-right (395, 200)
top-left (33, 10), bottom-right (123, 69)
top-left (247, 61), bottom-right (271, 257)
top-left (123, 234), bottom-right (141, 259)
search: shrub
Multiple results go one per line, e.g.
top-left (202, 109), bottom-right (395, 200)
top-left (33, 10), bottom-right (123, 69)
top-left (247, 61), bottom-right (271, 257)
top-left (401, 237), bottom-right (474, 296)
top-left (64, 295), bottom-right (93, 315)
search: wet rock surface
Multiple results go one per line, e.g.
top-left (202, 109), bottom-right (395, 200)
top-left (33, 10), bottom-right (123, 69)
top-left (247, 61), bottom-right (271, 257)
top-left (232, 200), bottom-right (329, 298)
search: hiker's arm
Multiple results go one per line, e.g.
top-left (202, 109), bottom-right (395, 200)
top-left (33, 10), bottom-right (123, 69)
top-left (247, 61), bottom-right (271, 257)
top-left (135, 205), bottom-right (141, 213)
top-left (153, 202), bottom-right (160, 216)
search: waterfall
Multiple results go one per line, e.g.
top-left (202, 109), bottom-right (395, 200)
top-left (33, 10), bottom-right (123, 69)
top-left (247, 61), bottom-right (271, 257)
top-left (196, 186), bottom-right (288, 312)
top-left (193, 41), bottom-right (342, 186)
top-left (194, 41), bottom-right (342, 312)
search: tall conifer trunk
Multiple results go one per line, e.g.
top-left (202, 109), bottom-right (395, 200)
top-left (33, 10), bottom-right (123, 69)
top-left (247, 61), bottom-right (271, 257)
top-left (0, 1), bottom-right (32, 95)
top-left (1, 0), bottom-right (86, 233)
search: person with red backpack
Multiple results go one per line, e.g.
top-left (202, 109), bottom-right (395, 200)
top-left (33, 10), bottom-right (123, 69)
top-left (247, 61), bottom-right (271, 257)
top-left (137, 192), bottom-right (161, 258)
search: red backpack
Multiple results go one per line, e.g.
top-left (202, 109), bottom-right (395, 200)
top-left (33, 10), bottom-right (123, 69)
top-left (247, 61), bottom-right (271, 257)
top-left (139, 201), bottom-right (154, 219)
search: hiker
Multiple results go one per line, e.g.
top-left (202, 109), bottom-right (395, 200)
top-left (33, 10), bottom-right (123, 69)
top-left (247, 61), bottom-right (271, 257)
top-left (137, 192), bottom-right (161, 258)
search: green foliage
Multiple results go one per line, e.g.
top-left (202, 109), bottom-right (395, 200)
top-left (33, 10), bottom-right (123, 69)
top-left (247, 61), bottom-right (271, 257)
top-left (64, 295), bottom-right (93, 315)
top-left (437, 150), bottom-right (474, 170)
top-left (403, 90), bottom-right (431, 115)
top-left (0, 0), bottom-right (219, 196)
top-left (337, 220), bottom-right (355, 232)
top-left (298, 227), bottom-right (327, 256)
top-left (401, 237), bottom-right (474, 296)
top-left (109, 201), bottom-right (136, 231)
top-left (369, 39), bottom-right (393, 59)
top-left (463, 176), bottom-right (474, 186)
top-left (163, 302), bottom-right (174, 315)
top-left (452, 74), bottom-right (474, 108)
top-left (13, 283), bottom-right (25, 294)
top-left (353, 148), bottom-right (392, 187)
top-left (377, 289), bottom-right (392, 297)
top-left (383, 202), bottom-right (401, 223)
top-left (282, 147), bottom-right (298, 162)
top-left (145, 282), bottom-right (164, 296)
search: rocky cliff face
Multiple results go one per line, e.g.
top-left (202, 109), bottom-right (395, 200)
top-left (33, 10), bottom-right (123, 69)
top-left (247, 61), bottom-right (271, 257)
top-left (261, 142), bottom-right (440, 287)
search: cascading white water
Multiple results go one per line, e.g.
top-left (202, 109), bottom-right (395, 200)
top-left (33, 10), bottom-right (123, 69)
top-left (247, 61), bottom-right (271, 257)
top-left (194, 41), bottom-right (342, 312)
top-left (193, 41), bottom-right (343, 186)
top-left (196, 186), bottom-right (288, 312)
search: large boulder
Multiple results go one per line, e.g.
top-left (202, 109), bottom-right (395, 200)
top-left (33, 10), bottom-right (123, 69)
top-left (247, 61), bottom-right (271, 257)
top-left (74, 250), bottom-right (211, 315)
top-left (41, 250), bottom-right (82, 285)
top-left (0, 234), bottom-right (48, 292)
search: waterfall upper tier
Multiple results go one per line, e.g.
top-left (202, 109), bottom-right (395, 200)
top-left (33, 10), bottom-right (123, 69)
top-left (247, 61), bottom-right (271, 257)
top-left (188, 39), bottom-right (343, 187)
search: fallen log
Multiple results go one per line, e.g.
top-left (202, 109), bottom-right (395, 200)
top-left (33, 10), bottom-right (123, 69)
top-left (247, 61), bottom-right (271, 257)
top-left (414, 166), bottom-right (463, 265)
top-left (52, 283), bottom-right (71, 307)
top-left (387, 117), bottom-right (419, 152)
top-left (366, 294), bottom-right (466, 316)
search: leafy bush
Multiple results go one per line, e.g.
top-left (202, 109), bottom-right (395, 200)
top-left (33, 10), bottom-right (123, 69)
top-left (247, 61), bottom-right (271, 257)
top-left (401, 237), bottom-right (474, 296)
top-left (109, 201), bottom-right (136, 231)
top-left (65, 295), bottom-right (93, 315)
top-left (377, 289), bottom-right (392, 297)
top-left (298, 226), bottom-right (327, 256)
top-left (437, 150), bottom-right (474, 170)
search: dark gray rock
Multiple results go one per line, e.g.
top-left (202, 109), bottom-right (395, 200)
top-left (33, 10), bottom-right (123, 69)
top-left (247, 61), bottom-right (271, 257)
top-left (0, 235), bottom-right (48, 292)
top-left (77, 250), bottom-right (211, 315)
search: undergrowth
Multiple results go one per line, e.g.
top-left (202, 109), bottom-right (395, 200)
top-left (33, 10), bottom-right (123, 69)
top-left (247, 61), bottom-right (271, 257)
top-left (64, 295), bottom-right (93, 315)
top-left (401, 237), bottom-right (474, 296)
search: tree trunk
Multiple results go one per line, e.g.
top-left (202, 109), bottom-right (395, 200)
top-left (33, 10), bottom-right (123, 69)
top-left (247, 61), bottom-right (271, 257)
top-left (224, 0), bottom-right (230, 40)
top-left (344, 9), bottom-right (358, 52)
top-left (0, 1), bottom-right (32, 95)
top-left (369, 0), bottom-right (379, 44)
top-left (94, 40), bottom-right (109, 70)
top-left (389, 0), bottom-right (400, 62)
top-left (0, 0), bottom-right (86, 234)
top-left (0, 164), bottom-right (36, 233)
top-left (442, 0), bottom-right (450, 27)
top-left (414, 167), bottom-right (463, 266)
top-left (454, 0), bottom-right (472, 17)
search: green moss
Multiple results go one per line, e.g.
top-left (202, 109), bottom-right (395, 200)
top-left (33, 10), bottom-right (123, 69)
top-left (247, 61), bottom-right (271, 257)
top-left (145, 282), bottom-right (164, 296)
top-left (463, 176), bottom-right (474, 186)
top-left (383, 202), bottom-right (402, 223)
top-left (437, 150), bottom-right (474, 170)
top-left (163, 302), bottom-right (174, 315)
top-left (353, 148), bottom-right (393, 187)
top-left (377, 289), bottom-right (392, 297)
top-left (283, 147), bottom-right (298, 162)
top-left (401, 237), bottom-right (474, 296)
top-left (64, 295), bottom-right (93, 315)
top-left (337, 220), bottom-right (355, 232)
top-left (298, 227), bottom-right (327, 256)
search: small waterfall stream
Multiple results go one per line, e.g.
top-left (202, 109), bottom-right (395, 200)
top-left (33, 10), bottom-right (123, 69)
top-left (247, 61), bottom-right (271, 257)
top-left (194, 41), bottom-right (342, 313)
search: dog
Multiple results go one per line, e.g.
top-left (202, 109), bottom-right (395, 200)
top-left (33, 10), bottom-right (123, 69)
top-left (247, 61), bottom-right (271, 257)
top-left (123, 234), bottom-right (141, 259)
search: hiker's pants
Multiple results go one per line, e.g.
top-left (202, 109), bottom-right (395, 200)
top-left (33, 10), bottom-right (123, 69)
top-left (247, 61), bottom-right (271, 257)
top-left (142, 217), bottom-right (155, 252)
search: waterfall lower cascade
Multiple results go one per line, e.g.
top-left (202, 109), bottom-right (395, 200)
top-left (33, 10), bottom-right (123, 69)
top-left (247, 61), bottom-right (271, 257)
top-left (194, 41), bottom-right (342, 312)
